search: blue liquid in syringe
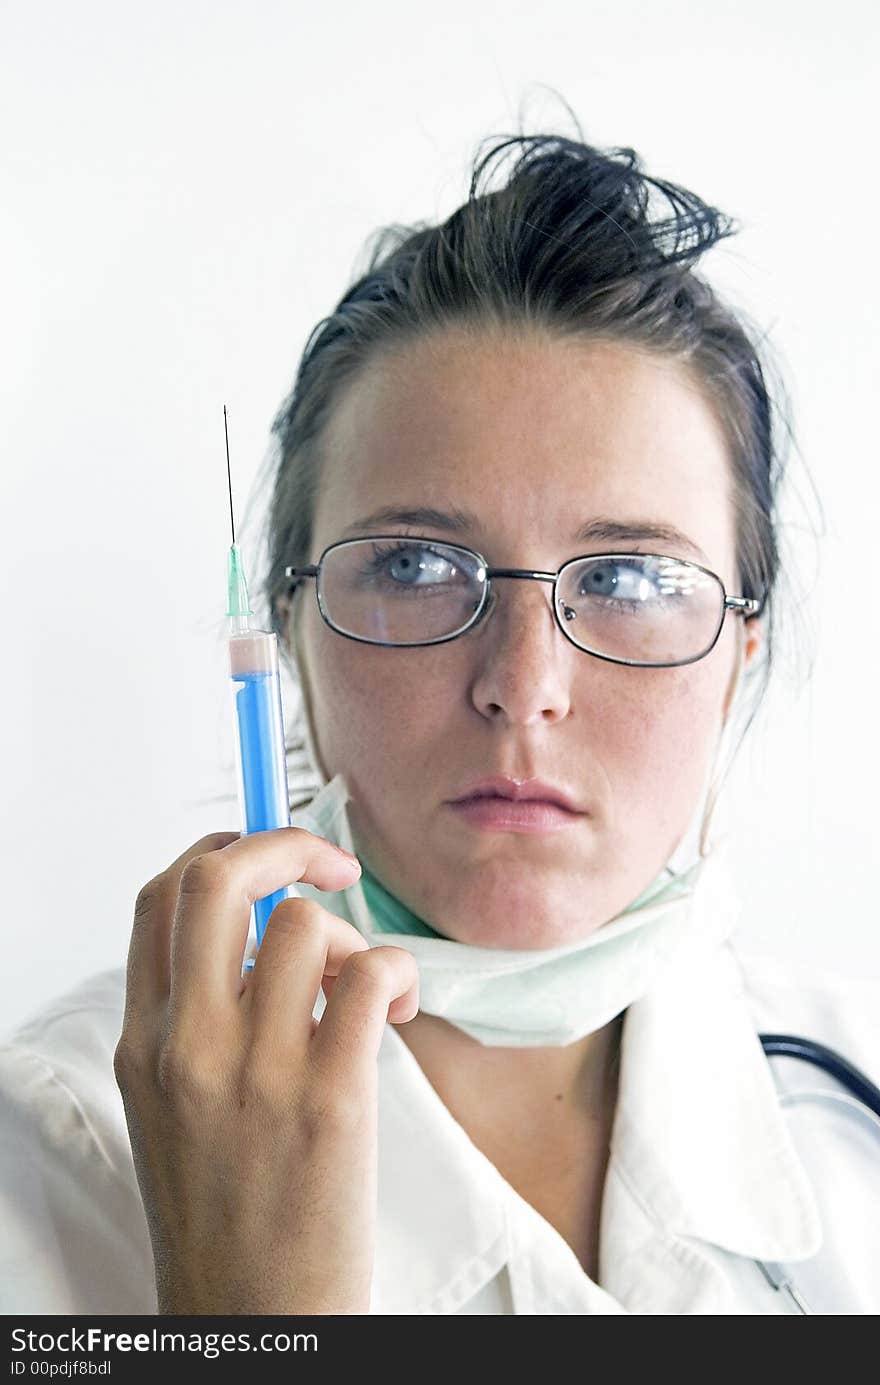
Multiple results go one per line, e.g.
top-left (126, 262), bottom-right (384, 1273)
top-left (233, 668), bottom-right (291, 949)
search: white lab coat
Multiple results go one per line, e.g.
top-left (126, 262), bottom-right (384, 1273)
top-left (0, 938), bottom-right (877, 1314)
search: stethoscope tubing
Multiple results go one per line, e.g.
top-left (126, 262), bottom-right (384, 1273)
top-left (759, 1033), bottom-right (880, 1119)
top-left (756, 1032), bottom-right (880, 1314)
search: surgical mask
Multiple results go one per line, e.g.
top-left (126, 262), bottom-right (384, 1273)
top-left (286, 645), bottom-right (747, 1048)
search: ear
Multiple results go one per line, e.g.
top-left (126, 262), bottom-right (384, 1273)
top-left (742, 614), bottom-right (765, 670)
top-left (722, 617), bottom-right (764, 721)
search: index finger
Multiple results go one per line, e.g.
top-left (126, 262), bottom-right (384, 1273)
top-left (122, 831), bottom-right (241, 1043)
top-left (167, 827), bottom-right (362, 1033)
top-left (123, 828), bottom-right (360, 1040)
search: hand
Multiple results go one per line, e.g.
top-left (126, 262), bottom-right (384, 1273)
top-left (113, 827), bottom-right (419, 1315)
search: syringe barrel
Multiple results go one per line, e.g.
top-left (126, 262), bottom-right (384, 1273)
top-left (229, 629), bottom-right (292, 970)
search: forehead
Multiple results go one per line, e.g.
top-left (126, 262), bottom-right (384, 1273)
top-left (314, 326), bottom-right (736, 570)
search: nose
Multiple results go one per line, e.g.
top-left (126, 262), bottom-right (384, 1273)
top-left (467, 575), bottom-right (573, 725)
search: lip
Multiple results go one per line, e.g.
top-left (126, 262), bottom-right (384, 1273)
top-left (447, 775), bottom-right (584, 814)
top-left (446, 797), bottom-right (581, 834)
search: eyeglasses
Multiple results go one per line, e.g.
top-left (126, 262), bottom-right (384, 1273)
top-left (284, 535), bottom-right (763, 669)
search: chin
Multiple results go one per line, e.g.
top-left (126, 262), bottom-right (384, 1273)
top-left (445, 884), bottom-right (606, 951)
top-left (458, 917), bottom-right (602, 951)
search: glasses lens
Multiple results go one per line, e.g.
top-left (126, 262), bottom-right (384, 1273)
top-left (318, 538), bottom-right (486, 644)
top-left (557, 555), bottom-right (723, 664)
top-left (316, 542), bottom-right (724, 663)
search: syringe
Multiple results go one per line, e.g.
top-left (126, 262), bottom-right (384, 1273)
top-left (223, 406), bottom-right (293, 974)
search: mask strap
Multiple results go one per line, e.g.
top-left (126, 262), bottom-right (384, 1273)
top-left (699, 634), bottom-right (749, 859)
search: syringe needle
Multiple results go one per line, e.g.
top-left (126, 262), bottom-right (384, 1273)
top-left (223, 405), bottom-right (252, 632)
top-left (223, 404), bottom-right (235, 546)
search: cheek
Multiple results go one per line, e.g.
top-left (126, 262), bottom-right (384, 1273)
top-left (594, 664), bottom-right (724, 818)
top-left (305, 625), bottom-right (455, 762)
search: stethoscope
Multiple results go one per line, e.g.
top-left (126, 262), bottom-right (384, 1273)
top-left (755, 1033), bottom-right (880, 1314)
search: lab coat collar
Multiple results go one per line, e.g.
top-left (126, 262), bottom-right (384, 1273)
top-left (368, 936), bottom-right (824, 1314)
top-left (596, 939), bottom-right (823, 1312)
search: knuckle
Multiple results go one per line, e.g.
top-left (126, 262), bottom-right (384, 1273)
top-left (113, 1037), bottom-right (148, 1089)
top-left (288, 825), bottom-right (327, 848)
top-left (156, 1041), bottom-right (223, 1105)
top-left (267, 895), bottom-right (327, 931)
top-left (341, 948), bottom-right (392, 993)
top-left (234, 1063), bottom-right (287, 1113)
top-left (391, 944), bottom-right (420, 987)
top-left (200, 831), bottom-right (240, 850)
top-left (298, 1083), bottom-right (365, 1137)
top-left (133, 877), bottom-right (165, 917)
top-left (179, 853), bottom-right (233, 898)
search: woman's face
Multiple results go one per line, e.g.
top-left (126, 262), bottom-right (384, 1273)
top-left (282, 327), bottom-right (763, 948)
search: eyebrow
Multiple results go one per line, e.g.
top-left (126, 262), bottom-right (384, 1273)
top-left (340, 505), bottom-right (710, 564)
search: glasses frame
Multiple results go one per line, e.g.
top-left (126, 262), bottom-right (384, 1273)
top-left (284, 534), bottom-right (764, 669)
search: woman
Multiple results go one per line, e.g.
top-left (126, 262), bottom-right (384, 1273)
top-left (2, 126), bottom-right (877, 1316)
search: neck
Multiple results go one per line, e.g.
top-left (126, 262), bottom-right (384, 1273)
top-left (395, 1005), bottom-right (624, 1118)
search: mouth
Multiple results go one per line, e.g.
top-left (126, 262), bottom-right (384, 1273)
top-left (447, 774), bottom-right (584, 813)
top-left (446, 794), bottom-right (582, 834)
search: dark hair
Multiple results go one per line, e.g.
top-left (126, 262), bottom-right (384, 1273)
top-left (242, 105), bottom-right (819, 809)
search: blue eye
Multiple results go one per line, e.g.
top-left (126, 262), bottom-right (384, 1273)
top-left (578, 558), bottom-right (660, 604)
top-left (365, 542), bottom-right (451, 583)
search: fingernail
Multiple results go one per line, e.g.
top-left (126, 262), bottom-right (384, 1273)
top-left (334, 845), bottom-right (361, 870)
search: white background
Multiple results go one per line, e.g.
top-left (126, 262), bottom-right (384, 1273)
top-left (2, 0), bottom-right (877, 1037)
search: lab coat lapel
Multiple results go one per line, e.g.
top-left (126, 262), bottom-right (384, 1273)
top-left (599, 940), bottom-right (824, 1312)
top-left (370, 1018), bottom-right (510, 1314)
top-left (366, 937), bottom-right (825, 1316)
